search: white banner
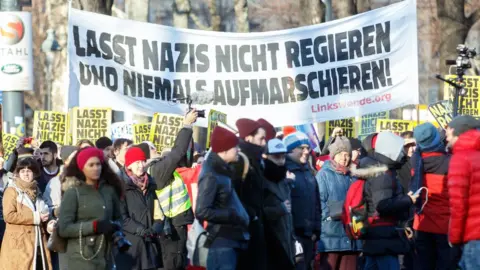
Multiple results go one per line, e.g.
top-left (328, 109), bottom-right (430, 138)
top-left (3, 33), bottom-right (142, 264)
top-left (68, 0), bottom-right (418, 126)
top-left (0, 12), bottom-right (33, 91)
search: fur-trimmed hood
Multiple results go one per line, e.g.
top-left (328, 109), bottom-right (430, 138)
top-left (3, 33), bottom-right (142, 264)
top-left (61, 176), bottom-right (86, 192)
top-left (349, 164), bottom-right (388, 179)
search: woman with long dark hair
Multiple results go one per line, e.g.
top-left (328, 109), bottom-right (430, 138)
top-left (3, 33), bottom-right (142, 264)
top-left (58, 147), bottom-right (124, 270)
top-left (0, 157), bottom-right (51, 270)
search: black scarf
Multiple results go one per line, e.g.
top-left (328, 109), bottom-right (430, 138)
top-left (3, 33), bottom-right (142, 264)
top-left (263, 159), bottom-right (287, 183)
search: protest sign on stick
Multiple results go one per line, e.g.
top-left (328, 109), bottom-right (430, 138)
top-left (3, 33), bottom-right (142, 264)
top-left (149, 113), bottom-right (184, 153)
top-left (133, 123), bottom-right (151, 144)
top-left (32, 111), bottom-right (67, 145)
top-left (376, 119), bottom-right (419, 135)
top-left (71, 107), bottom-right (112, 144)
top-left (111, 122), bottom-right (135, 140)
top-left (325, 118), bottom-right (357, 141)
top-left (428, 101), bottom-right (453, 130)
top-left (2, 133), bottom-right (19, 161)
top-left (206, 110), bottom-right (227, 149)
top-left (358, 111), bottom-right (389, 139)
top-left (443, 75), bottom-right (480, 117)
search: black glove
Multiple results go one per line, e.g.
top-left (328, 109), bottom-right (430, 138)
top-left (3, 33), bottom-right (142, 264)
top-left (95, 220), bottom-right (116, 235)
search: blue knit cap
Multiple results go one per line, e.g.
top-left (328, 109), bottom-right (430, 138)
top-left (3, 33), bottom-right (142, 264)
top-left (413, 122), bottom-right (442, 152)
top-left (283, 131), bottom-right (310, 152)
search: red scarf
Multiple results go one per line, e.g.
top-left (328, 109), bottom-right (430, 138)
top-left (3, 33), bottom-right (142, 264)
top-left (126, 170), bottom-right (149, 192)
top-left (330, 160), bottom-right (349, 175)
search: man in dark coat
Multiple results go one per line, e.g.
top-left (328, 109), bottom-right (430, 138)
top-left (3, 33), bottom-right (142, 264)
top-left (283, 131), bottom-right (321, 270)
top-left (117, 147), bottom-right (162, 270)
top-left (196, 126), bottom-right (250, 269)
top-left (263, 138), bottom-right (296, 270)
top-left (232, 118), bottom-right (268, 270)
top-left (149, 110), bottom-right (197, 270)
top-left (358, 131), bottom-right (418, 269)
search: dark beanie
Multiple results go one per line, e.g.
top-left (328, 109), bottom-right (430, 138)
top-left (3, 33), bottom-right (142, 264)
top-left (236, 118), bottom-right (261, 139)
top-left (17, 147), bottom-right (34, 159)
top-left (211, 126), bottom-right (239, 153)
top-left (448, 115), bottom-right (480, 136)
top-left (95, 137), bottom-right (113, 150)
top-left (135, 143), bottom-right (151, 159)
top-left (257, 118), bottom-right (276, 141)
top-left (348, 138), bottom-right (363, 151)
top-left (60, 146), bottom-right (77, 161)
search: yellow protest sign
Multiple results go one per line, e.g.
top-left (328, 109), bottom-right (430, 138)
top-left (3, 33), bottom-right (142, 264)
top-left (325, 118), bottom-right (356, 141)
top-left (206, 110), bottom-right (227, 148)
top-left (358, 112), bottom-right (389, 139)
top-left (71, 107), bottom-right (112, 144)
top-left (376, 119), bottom-right (419, 134)
top-left (133, 123), bottom-right (151, 144)
top-left (2, 133), bottom-right (19, 161)
top-left (32, 111), bottom-right (67, 145)
top-left (149, 113), bottom-right (184, 153)
top-left (428, 101), bottom-right (453, 129)
top-left (443, 75), bottom-right (480, 116)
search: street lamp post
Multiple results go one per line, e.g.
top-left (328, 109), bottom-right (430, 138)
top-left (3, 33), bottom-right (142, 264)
top-left (41, 29), bottom-right (61, 111)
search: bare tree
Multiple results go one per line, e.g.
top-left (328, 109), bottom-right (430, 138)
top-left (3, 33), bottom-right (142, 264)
top-left (126, 0), bottom-right (149, 22)
top-left (234, 0), bottom-right (249, 32)
top-left (209, 0), bottom-right (221, 30)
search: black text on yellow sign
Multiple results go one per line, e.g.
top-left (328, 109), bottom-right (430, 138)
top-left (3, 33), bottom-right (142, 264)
top-left (72, 108), bottom-right (112, 144)
top-left (133, 124), bottom-right (151, 144)
top-left (2, 133), bottom-right (19, 161)
top-left (149, 113), bottom-right (183, 153)
top-left (325, 118), bottom-right (356, 140)
top-left (428, 101), bottom-right (453, 129)
top-left (443, 75), bottom-right (480, 116)
top-left (33, 111), bottom-right (67, 145)
top-left (376, 119), bottom-right (418, 134)
top-left (206, 110), bottom-right (227, 148)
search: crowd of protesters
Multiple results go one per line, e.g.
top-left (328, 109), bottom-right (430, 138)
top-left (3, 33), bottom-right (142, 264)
top-left (0, 110), bottom-right (479, 270)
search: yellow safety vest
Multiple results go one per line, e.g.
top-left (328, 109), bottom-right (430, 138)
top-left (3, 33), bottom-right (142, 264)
top-left (155, 171), bottom-right (192, 218)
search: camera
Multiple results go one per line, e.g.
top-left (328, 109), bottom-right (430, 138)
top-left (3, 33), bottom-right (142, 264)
top-left (111, 221), bottom-right (132, 252)
top-left (186, 96), bottom-right (205, 118)
top-left (455, 44), bottom-right (477, 69)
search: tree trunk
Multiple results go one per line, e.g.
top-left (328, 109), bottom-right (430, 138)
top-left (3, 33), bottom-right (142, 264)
top-left (173, 0), bottom-right (190, 29)
top-left (335, 0), bottom-right (356, 18)
top-left (209, 0), bottom-right (221, 31)
top-left (356, 0), bottom-right (371, 14)
top-left (299, 0), bottom-right (326, 26)
top-left (126, 0), bottom-right (149, 22)
top-left (436, 0), bottom-right (469, 99)
top-left (71, 0), bottom-right (113, 14)
top-left (234, 0), bottom-right (249, 32)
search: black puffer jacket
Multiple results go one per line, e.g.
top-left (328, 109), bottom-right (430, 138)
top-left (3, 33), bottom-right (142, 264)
top-left (116, 176), bottom-right (162, 270)
top-left (263, 159), bottom-right (295, 270)
top-left (196, 152), bottom-right (249, 249)
top-left (358, 153), bottom-right (413, 256)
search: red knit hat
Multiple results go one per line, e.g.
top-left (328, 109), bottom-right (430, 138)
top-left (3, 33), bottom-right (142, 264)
top-left (236, 118), bottom-right (262, 139)
top-left (257, 118), bottom-right (275, 141)
top-left (77, 147), bottom-right (104, 171)
top-left (125, 147), bottom-right (146, 168)
top-left (211, 126), bottom-right (239, 153)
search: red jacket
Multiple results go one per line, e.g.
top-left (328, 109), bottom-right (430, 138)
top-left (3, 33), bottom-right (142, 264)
top-left (413, 152), bottom-right (450, 234)
top-left (448, 129), bottom-right (480, 244)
